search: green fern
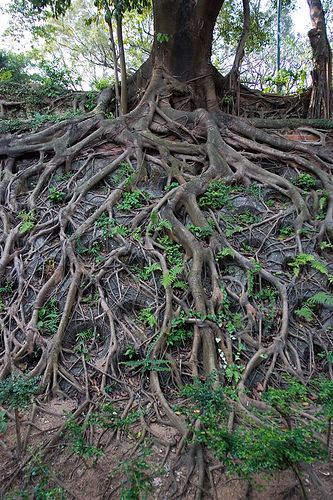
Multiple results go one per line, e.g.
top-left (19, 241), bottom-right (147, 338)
top-left (308, 292), bottom-right (333, 308)
top-left (161, 264), bottom-right (183, 288)
top-left (294, 305), bottom-right (313, 321)
top-left (289, 253), bottom-right (330, 278)
top-left (137, 263), bottom-right (162, 280)
top-left (295, 291), bottom-right (333, 322)
top-left (138, 308), bottom-right (157, 328)
top-left (311, 260), bottom-right (329, 276)
top-left (149, 213), bottom-right (172, 233)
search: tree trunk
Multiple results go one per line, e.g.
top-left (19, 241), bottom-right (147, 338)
top-left (104, 2), bottom-right (121, 116)
top-left (226, 0), bottom-right (250, 114)
top-left (307, 0), bottom-right (332, 118)
top-left (151, 0), bottom-right (224, 110)
top-left (116, 15), bottom-right (128, 115)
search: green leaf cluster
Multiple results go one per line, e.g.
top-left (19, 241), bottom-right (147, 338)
top-left (288, 253), bottom-right (333, 283)
top-left (187, 224), bottom-right (213, 240)
top-left (74, 328), bottom-right (96, 359)
top-left (295, 291), bottom-right (333, 322)
top-left (118, 190), bottom-right (148, 211)
top-left (48, 186), bottom-right (65, 203)
top-left (37, 298), bottom-right (60, 335)
top-left (120, 447), bottom-right (153, 500)
top-left (138, 307), bottom-right (157, 328)
top-left (95, 213), bottom-right (130, 238)
top-left (198, 180), bottom-right (233, 210)
top-left (65, 415), bottom-right (103, 460)
top-left (0, 374), bottom-right (40, 411)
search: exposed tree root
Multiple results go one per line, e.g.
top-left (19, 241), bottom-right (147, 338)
top-left (1, 78), bottom-right (333, 497)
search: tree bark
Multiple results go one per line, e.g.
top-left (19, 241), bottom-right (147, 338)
top-left (104, 2), bottom-right (121, 116)
top-left (226, 0), bottom-right (250, 114)
top-left (116, 15), bottom-right (128, 115)
top-left (151, 0), bottom-right (225, 109)
top-left (307, 0), bottom-right (332, 118)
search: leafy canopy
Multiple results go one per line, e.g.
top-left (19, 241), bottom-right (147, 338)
top-left (28, 0), bottom-right (151, 18)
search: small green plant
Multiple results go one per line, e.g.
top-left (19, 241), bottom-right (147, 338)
top-left (316, 191), bottom-right (329, 220)
top-left (164, 181), bottom-right (179, 191)
top-left (263, 378), bottom-right (309, 420)
top-left (229, 424), bottom-right (326, 493)
top-left (279, 225), bottom-right (294, 239)
top-left (84, 90), bottom-right (97, 111)
top-left (0, 111), bottom-right (83, 134)
top-left (314, 377), bottom-right (333, 447)
top-left (157, 235), bottom-right (184, 288)
top-left (121, 339), bottom-right (170, 373)
top-left (26, 453), bottom-right (65, 500)
top-left (254, 286), bottom-right (278, 304)
top-left (89, 403), bottom-right (139, 433)
top-left (225, 363), bottom-right (244, 384)
top-left (246, 182), bottom-right (262, 198)
top-left (262, 68), bottom-right (307, 94)
top-left (240, 243), bottom-right (254, 254)
top-left (294, 304), bottom-right (313, 321)
top-left (0, 280), bottom-right (14, 294)
top-left (198, 180), bottom-right (233, 210)
top-left (120, 447), bottom-right (153, 499)
top-left (19, 210), bottom-right (36, 234)
top-left (318, 351), bottom-right (333, 363)
top-left (136, 263), bottom-right (162, 281)
top-left (225, 223), bottom-right (242, 237)
top-left (131, 227), bottom-right (143, 242)
top-left (179, 373), bottom-right (228, 423)
top-left (0, 410), bottom-right (8, 433)
top-left (0, 374), bottom-right (40, 457)
top-left (74, 328), bottom-right (96, 359)
top-left (95, 213), bottom-right (130, 239)
top-left (181, 374), bottom-right (326, 497)
top-left (91, 77), bottom-right (112, 91)
top-left (295, 291), bottom-right (333, 322)
top-left (161, 264), bottom-right (184, 289)
top-left (88, 241), bottom-right (104, 263)
top-left (138, 308), bottom-right (157, 328)
top-left (320, 241), bottom-right (333, 251)
top-left (294, 173), bottom-right (317, 190)
top-left (65, 414), bottom-right (103, 461)
top-left (37, 298), bottom-right (60, 335)
top-left (157, 235), bottom-right (182, 266)
top-left (48, 187), bottom-right (65, 203)
top-left (156, 32), bottom-right (170, 43)
top-left (167, 314), bottom-right (192, 347)
top-left (148, 212), bottom-right (172, 234)
top-left (253, 286), bottom-right (279, 327)
top-left (236, 211), bottom-right (260, 225)
top-left (55, 172), bottom-right (74, 182)
top-left (247, 260), bottom-right (262, 297)
top-left (187, 224), bottom-right (213, 239)
top-left (288, 253), bottom-right (333, 283)
top-left (118, 190), bottom-right (148, 211)
top-left (121, 357), bottom-right (170, 373)
top-left (123, 345), bottom-right (138, 360)
top-left (113, 162), bottom-right (134, 184)
top-left (5, 482), bottom-right (64, 500)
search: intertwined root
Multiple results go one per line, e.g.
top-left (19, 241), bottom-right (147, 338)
top-left (1, 95), bottom-right (333, 497)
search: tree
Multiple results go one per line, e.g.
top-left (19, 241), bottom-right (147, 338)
top-left (1, 1), bottom-right (333, 498)
top-left (0, 374), bottom-right (39, 458)
top-left (307, 0), bottom-right (332, 117)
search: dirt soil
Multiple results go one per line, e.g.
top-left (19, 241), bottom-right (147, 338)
top-left (0, 397), bottom-right (332, 499)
